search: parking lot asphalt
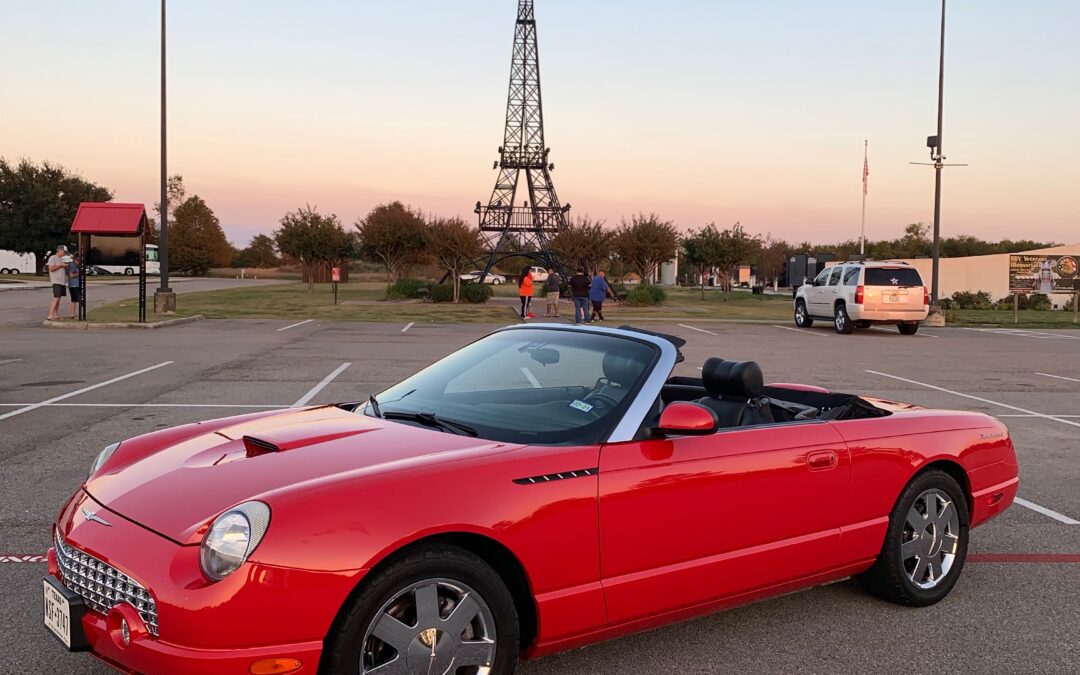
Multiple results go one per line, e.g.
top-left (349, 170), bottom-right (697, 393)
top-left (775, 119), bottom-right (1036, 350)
top-left (1, 318), bottom-right (1077, 674)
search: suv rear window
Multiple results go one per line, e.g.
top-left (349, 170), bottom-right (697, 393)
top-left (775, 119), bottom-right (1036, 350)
top-left (864, 268), bottom-right (923, 287)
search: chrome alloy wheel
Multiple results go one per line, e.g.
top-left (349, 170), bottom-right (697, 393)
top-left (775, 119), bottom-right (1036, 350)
top-left (902, 488), bottom-right (960, 590)
top-left (361, 578), bottom-right (497, 675)
top-left (795, 302), bottom-right (808, 326)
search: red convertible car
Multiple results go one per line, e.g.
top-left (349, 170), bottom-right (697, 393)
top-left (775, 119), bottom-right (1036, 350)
top-left (44, 324), bottom-right (1018, 675)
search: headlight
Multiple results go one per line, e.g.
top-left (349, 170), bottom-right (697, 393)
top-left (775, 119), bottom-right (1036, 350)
top-left (199, 501), bottom-right (271, 581)
top-left (88, 442), bottom-right (121, 478)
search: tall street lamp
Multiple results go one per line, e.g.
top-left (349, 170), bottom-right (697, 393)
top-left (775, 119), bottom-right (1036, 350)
top-left (154, 0), bottom-right (176, 313)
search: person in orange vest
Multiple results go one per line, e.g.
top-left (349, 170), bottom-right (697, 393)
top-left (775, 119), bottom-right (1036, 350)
top-left (518, 265), bottom-right (534, 320)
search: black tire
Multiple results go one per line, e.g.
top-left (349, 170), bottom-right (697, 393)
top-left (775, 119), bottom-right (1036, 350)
top-left (794, 300), bottom-right (813, 327)
top-left (857, 469), bottom-right (970, 607)
top-left (856, 320), bottom-right (872, 329)
top-left (899, 323), bottom-right (919, 335)
top-left (322, 544), bottom-right (520, 675)
top-left (124, 268), bottom-right (134, 276)
top-left (834, 304), bottom-right (854, 334)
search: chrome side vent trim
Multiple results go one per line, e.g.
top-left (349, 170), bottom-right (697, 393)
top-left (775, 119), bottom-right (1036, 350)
top-left (513, 467), bottom-right (598, 485)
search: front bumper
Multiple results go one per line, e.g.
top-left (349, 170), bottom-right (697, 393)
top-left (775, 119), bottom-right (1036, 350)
top-left (50, 490), bottom-right (361, 674)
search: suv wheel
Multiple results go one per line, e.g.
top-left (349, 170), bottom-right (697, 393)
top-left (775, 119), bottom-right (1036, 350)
top-left (899, 323), bottom-right (919, 335)
top-left (794, 300), bottom-right (813, 328)
top-left (834, 304), bottom-right (854, 334)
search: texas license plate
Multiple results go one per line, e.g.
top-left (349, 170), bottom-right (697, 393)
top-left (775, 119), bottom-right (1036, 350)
top-left (883, 293), bottom-right (904, 303)
top-left (43, 577), bottom-right (88, 650)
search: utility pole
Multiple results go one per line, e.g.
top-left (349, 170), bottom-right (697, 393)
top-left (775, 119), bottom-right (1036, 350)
top-left (930, 0), bottom-right (946, 309)
top-left (154, 0), bottom-right (176, 313)
top-left (860, 140), bottom-right (868, 256)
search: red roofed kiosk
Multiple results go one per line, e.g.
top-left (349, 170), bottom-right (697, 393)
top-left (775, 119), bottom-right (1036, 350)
top-left (70, 202), bottom-right (152, 322)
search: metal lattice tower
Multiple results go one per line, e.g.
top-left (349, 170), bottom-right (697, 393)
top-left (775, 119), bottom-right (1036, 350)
top-left (475, 0), bottom-right (569, 278)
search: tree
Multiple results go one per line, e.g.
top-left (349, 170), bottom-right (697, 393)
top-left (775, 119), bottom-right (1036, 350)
top-left (355, 201), bottom-right (428, 283)
top-left (275, 205), bottom-right (350, 292)
top-left (0, 158), bottom-right (112, 272)
top-left (233, 234), bottom-right (280, 268)
top-left (681, 224), bottom-right (724, 299)
top-left (713, 222), bottom-right (759, 299)
top-left (613, 214), bottom-right (679, 286)
top-left (170, 195), bottom-right (233, 276)
top-left (549, 216), bottom-right (614, 275)
top-left (425, 217), bottom-right (483, 303)
top-left (146, 174), bottom-right (187, 245)
top-left (756, 234), bottom-right (789, 289)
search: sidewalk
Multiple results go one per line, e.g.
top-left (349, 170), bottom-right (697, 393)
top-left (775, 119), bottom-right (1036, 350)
top-left (0, 277), bottom-right (195, 292)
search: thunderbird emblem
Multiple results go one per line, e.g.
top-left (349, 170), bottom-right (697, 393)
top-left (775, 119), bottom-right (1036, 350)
top-left (82, 507), bottom-right (112, 527)
top-left (890, 277), bottom-right (899, 285)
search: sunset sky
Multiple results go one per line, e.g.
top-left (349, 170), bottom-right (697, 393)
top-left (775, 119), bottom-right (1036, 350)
top-left (2, 1), bottom-right (1077, 247)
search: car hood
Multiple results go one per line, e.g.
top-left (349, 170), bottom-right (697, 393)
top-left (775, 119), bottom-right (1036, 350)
top-left (86, 406), bottom-right (513, 544)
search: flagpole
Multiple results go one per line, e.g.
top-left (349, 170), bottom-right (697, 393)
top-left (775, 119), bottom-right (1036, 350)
top-left (860, 139), bottom-right (868, 256)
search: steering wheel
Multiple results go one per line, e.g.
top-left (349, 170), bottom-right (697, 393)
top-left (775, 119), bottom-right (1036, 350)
top-left (582, 391), bottom-right (620, 416)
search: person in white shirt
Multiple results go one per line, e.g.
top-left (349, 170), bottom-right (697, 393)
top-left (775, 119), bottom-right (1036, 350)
top-left (46, 244), bottom-right (70, 321)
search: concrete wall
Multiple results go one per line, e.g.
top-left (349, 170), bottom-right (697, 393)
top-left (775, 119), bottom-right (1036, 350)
top-left (895, 244), bottom-right (1080, 305)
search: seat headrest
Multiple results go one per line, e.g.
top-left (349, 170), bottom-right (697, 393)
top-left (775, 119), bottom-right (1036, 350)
top-left (602, 351), bottom-right (640, 386)
top-left (701, 358), bottom-right (764, 399)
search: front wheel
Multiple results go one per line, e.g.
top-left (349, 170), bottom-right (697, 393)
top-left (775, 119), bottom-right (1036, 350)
top-left (794, 300), bottom-right (813, 327)
top-left (857, 469), bottom-right (970, 606)
top-left (491, 278), bottom-right (501, 285)
top-left (899, 323), bottom-right (919, 335)
top-left (124, 268), bottom-right (134, 276)
top-left (834, 304), bottom-right (854, 334)
top-left (322, 544), bottom-right (520, 675)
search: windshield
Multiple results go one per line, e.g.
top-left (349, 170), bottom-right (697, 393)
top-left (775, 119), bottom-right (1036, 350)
top-left (368, 329), bottom-right (658, 445)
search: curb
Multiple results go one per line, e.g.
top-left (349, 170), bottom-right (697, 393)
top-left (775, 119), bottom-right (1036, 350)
top-left (40, 315), bottom-right (205, 330)
top-left (0, 283), bottom-right (47, 292)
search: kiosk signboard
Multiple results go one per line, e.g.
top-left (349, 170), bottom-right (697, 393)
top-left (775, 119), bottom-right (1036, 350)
top-left (1008, 255), bottom-right (1079, 295)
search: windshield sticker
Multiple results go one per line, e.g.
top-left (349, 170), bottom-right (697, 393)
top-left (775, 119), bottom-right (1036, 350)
top-left (569, 399), bottom-right (594, 413)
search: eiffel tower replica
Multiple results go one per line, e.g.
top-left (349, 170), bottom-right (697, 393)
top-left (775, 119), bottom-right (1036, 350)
top-left (475, 0), bottom-right (570, 280)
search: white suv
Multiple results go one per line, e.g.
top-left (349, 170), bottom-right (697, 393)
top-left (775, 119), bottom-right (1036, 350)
top-left (794, 261), bottom-right (929, 335)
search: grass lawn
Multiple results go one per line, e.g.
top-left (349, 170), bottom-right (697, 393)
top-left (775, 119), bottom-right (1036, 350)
top-left (88, 282), bottom-right (518, 324)
top-left (85, 280), bottom-right (1080, 327)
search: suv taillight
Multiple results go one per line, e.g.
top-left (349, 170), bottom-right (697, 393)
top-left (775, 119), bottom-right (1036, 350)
top-left (923, 286), bottom-right (930, 305)
top-left (854, 285), bottom-right (864, 304)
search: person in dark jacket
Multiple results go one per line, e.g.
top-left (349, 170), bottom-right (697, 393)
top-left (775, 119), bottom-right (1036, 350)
top-left (588, 270), bottom-right (615, 322)
top-left (567, 268), bottom-right (591, 324)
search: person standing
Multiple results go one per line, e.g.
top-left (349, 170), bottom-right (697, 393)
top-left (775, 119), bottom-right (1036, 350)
top-left (589, 270), bottom-right (615, 322)
top-left (567, 267), bottom-right (591, 324)
top-left (543, 267), bottom-right (562, 317)
top-left (46, 244), bottom-right (69, 321)
top-left (518, 265), bottom-right (534, 319)
top-left (67, 254), bottom-right (82, 320)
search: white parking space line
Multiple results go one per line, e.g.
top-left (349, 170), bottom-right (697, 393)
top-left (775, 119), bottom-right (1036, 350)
top-left (868, 327), bottom-right (939, 338)
top-left (0, 362), bottom-right (174, 421)
top-left (964, 327), bottom-right (1080, 341)
top-left (1014, 498), bottom-right (1080, 525)
top-left (866, 370), bottom-right (1080, 428)
top-left (998, 413), bottom-right (1080, 418)
top-left (277, 319), bottom-right (314, 332)
top-left (1036, 372), bottom-right (1080, 383)
top-left (772, 325), bottom-right (827, 337)
top-left (292, 362), bottom-right (352, 407)
top-left (678, 324), bottom-right (720, 336)
top-left (0, 403), bottom-right (286, 409)
top-left (402, 322), bottom-right (415, 333)
top-left (519, 367), bottom-right (542, 388)
top-left (0, 358), bottom-right (23, 366)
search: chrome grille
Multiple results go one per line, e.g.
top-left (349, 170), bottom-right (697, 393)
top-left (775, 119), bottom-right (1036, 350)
top-left (54, 533), bottom-right (159, 636)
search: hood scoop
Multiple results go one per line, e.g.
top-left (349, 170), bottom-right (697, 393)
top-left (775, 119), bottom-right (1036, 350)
top-left (242, 435), bottom-right (280, 457)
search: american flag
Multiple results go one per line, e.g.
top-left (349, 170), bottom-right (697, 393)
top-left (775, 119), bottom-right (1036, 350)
top-left (862, 155), bottom-right (870, 196)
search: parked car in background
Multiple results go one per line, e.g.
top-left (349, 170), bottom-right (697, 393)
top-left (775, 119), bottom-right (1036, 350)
top-left (0, 249), bottom-right (36, 274)
top-left (795, 261), bottom-right (930, 335)
top-left (529, 266), bottom-right (549, 282)
top-left (460, 270), bottom-right (507, 285)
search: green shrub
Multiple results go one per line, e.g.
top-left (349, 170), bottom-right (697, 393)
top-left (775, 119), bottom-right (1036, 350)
top-left (995, 293), bottom-right (1052, 311)
top-left (623, 285), bottom-right (667, 306)
top-left (387, 278), bottom-right (430, 300)
top-left (459, 283), bottom-right (492, 304)
top-left (950, 290), bottom-right (992, 310)
top-left (429, 284), bottom-right (454, 303)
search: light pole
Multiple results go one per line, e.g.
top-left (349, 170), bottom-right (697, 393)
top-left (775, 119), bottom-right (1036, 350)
top-left (930, 0), bottom-right (946, 310)
top-left (154, 0), bottom-right (176, 313)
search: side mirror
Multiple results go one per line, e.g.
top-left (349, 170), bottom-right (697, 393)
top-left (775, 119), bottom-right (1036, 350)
top-left (653, 402), bottom-right (719, 436)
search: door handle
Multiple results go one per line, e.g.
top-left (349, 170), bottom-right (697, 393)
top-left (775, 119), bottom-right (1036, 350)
top-left (807, 450), bottom-right (837, 471)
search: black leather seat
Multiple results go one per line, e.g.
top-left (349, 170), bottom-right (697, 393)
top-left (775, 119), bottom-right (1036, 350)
top-left (696, 357), bottom-right (774, 427)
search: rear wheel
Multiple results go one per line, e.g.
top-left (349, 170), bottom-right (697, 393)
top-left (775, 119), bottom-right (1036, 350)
top-left (323, 544), bottom-right (519, 675)
top-left (124, 268), bottom-right (134, 276)
top-left (834, 304), bottom-right (854, 334)
top-left (794, 300), bottom-right (813, 328)
top-left (492, 278), bottom-right (501, 285)
top-left (857, 470), bottom-right (969, 606)
top-left (899, 323), bottom-right (919, 335)
top-left (856, 320), bottom-right (872, 329)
